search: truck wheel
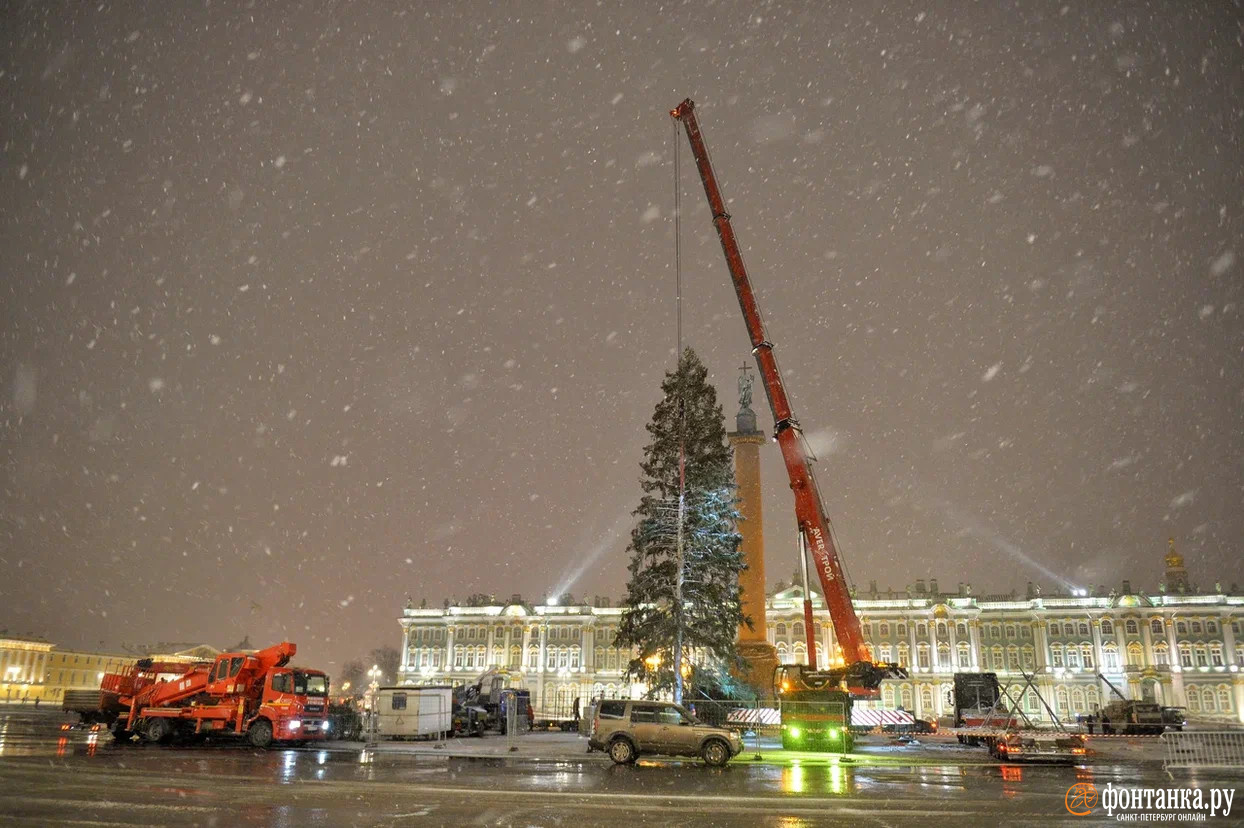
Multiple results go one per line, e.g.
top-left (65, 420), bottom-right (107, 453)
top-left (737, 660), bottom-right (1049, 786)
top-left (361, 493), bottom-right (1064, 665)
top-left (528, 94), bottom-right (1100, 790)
top-left (608, 737), bottom-right (637, 765)
top-left (142, 718), bottom-right (172, 744)
top-left (702, 739), bottom-right (730, 767)
top-left (248, 719), bottom-right (274, 749)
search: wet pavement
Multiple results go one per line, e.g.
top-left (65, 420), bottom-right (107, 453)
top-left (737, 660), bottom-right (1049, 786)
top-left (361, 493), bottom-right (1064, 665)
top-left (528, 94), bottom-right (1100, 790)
top-left (0, 709), bottom-right (1234, 826)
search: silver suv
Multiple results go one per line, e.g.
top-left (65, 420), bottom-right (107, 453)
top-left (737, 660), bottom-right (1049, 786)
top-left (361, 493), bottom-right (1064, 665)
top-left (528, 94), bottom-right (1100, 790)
top-left (588, 699), bottom-right (743, 766)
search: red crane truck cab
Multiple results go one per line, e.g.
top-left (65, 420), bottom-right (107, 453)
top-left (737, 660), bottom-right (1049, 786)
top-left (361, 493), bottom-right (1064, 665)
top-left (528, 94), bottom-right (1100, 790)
top-left (258, 666), bottom-right (331, 744)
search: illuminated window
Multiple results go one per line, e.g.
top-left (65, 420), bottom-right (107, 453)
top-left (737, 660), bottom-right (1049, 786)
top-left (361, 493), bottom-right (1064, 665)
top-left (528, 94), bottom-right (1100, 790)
top-left (1125, 620), bottom-right (1138, 636)
top-left (1154, 643), bottom-right (1169, 666)
top-left (1101, 620), bottom-right (1114, 636)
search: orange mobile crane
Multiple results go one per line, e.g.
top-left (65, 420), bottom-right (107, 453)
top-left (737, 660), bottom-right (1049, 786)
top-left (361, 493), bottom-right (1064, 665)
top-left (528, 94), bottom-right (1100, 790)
top-left (670, 99), bottom-right (906, 702)
top-left (78, 641), bottom-right (330, 748)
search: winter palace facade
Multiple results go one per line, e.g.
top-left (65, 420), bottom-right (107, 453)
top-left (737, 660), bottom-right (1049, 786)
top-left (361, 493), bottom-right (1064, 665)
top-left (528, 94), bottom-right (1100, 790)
top-left (397, 546), bottom-right (1244, 725)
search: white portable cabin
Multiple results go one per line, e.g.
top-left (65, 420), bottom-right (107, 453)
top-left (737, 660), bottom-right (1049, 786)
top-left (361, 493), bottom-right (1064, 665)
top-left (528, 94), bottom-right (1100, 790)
top-left (374, 685), bottom-right (453, 739)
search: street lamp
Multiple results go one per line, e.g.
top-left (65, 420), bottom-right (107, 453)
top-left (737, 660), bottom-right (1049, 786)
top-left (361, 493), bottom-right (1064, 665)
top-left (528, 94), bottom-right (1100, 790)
top-left (367, 664), bottom-right (382, 707)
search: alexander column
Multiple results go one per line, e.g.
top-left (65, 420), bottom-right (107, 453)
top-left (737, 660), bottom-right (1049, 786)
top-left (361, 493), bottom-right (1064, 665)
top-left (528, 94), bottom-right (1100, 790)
top-left (728, 365), bottom-right (779, 698)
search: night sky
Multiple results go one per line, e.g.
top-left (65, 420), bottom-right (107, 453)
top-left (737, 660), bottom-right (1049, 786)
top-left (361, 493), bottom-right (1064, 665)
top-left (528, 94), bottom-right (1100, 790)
top-left (2, 2), bottom-right (1240, 672)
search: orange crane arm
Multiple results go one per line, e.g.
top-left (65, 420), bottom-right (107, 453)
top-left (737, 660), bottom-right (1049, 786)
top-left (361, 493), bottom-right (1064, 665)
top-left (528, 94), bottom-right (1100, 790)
top-left (670, 98), bottom-right (872, 669)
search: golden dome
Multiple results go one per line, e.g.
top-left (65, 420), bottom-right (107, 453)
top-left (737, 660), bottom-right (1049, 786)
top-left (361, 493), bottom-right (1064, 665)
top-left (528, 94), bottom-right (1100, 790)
top-left (1164, 537), bottom-right (1184, 569)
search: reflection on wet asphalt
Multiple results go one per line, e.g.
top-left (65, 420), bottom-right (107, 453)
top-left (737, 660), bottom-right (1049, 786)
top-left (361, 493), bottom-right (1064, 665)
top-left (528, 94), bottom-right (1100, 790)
top-left (0, 709), bottom-right (1229, 826)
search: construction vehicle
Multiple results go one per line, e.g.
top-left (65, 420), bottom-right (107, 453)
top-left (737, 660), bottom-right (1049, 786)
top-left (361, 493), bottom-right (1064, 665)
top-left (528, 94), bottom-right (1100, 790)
top-left (74, 642), bottom-right (329, 748)
top-left (951, 672), bottom-right (1021, 744)
top-left (1096, 673), bottom-right (1166, 734)
top-left (454, 669), bottom-right (533, 734)
top-left (774, 663), bottom-right (853, 752)
top-left (952, 670), bottom-right (1086, 764)
top-left (670, 99), bottom-right (907, 748)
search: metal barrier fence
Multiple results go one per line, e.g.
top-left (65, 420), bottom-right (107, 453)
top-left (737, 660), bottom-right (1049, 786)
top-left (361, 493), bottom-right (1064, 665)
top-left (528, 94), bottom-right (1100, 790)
top-left (1162, 731), bottom-right (1244, 772)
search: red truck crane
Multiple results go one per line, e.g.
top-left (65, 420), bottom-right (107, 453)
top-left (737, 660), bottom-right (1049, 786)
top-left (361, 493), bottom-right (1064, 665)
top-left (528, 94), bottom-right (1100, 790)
top-left (70, 641), bottom-right (330, 748)
top-left (670, 98), bottom-right (905, 700)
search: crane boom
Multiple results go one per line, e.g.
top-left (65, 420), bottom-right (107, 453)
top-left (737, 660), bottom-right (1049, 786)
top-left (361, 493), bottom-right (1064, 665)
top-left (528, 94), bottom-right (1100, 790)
top-left (671, 98), bottom-right (901, 694)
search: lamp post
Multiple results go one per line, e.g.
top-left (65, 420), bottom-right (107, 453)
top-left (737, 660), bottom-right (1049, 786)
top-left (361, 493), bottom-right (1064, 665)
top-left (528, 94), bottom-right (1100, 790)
top-left (367, 664), bottom-right (382, 709)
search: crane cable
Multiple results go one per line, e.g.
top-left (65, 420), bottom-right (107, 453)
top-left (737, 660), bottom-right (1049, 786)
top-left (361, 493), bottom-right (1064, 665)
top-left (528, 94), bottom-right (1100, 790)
top-left (674, 117), bottom-right (682, 358)
top-left (672, 116), bottom-right (688, 702)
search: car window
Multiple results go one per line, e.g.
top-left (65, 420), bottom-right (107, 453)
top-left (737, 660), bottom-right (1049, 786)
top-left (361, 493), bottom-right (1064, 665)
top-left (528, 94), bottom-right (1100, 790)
top-left (631, 706), bottom-right (659, 723)
top-left (658, 706), bottom-right (684, 726)
top-left (598, 700), bottom-right (626, 719)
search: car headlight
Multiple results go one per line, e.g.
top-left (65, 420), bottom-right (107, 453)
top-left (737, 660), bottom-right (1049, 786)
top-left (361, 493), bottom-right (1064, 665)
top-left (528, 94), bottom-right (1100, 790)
top-left (322, 721), bottom-right (331, 731)
top-left (289, 720), bottom-right (302, 729)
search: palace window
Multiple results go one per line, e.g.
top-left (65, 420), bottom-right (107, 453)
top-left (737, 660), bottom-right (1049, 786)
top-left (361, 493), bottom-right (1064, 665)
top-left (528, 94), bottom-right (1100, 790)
top-left (958, 644), bottom-right (971, 669)
top-left (1051, 645), bottom-right (1064, 668)
top-left (1191, 621), bottom-right (1203, 634)
top-left (1151, 619), bottom-right (1164, 636)
top-left (1125, 620), bottom-right (1139, 635)
top-left (1081, 644), bottom-right (1094, 669)
top-left (1100, 620), bottom-right (1114, 636)
top-left (1179, 644), bottom-right (1193, 668)
top-left (880, 622), bottom-right (890, 637)
top-left (1210, 645), bottom-right (1223, 667)
top-left (1153, 643), bottom-right (1169, 666)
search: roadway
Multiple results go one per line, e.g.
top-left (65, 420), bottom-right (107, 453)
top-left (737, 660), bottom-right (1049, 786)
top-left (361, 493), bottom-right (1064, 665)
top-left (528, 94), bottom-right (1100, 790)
top-left (0, 709), bottom-right (1230, 826)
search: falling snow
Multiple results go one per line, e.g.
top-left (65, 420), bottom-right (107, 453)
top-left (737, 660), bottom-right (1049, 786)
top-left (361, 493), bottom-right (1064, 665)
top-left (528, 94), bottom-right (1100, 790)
top-left (0, 1), bottom-right (1238, 672)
